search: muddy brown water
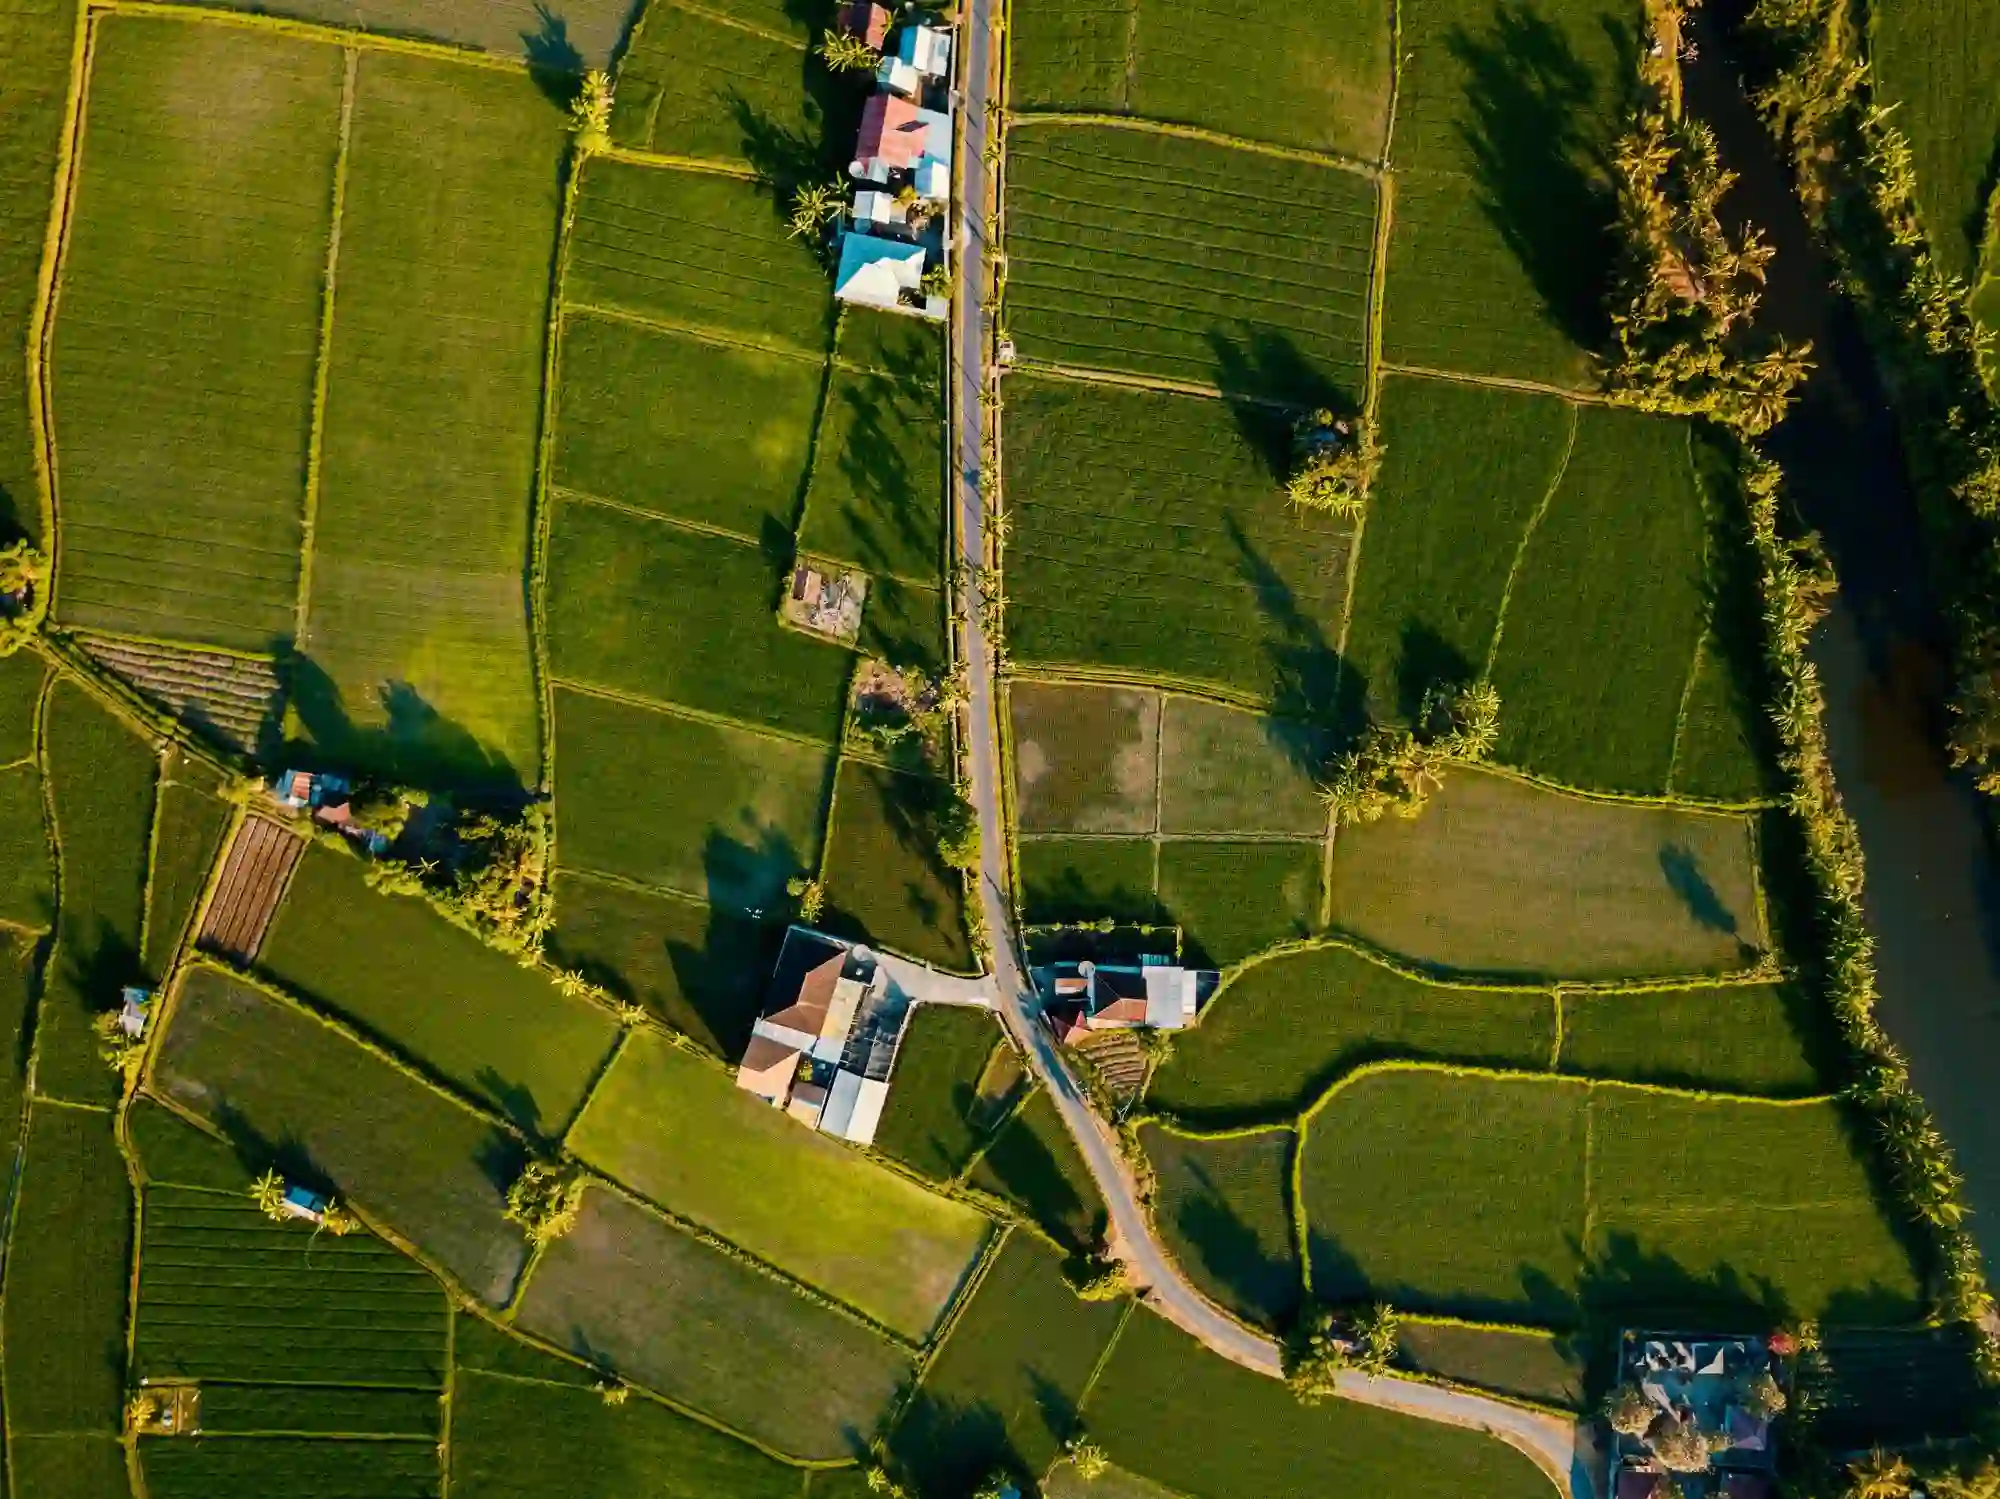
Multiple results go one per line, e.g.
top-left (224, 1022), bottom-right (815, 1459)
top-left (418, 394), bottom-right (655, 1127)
top-left (1688, 21), bottom-right (2000, 1280)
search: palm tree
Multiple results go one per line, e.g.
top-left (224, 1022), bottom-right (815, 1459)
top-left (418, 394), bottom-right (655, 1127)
top-left (1847, 1449), bottom-right (1915, 1499)
top-left (250, 1169), bottom-right (287, 1221)
top-left (815, 30), bottom-right (878, 72)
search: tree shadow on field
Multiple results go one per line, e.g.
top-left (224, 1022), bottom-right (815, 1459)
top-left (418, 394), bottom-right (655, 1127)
top-left (1167, 1158), bottom-right (1303, 1329)
top-left (827, 364), bottom-right (944, 579)
top-left (1396, 621), bottom-right (1476, 724)
top-left (474, 1066), bottom-right (546, 1140)
top-left (1223, 516), bottom-right (1363, 759)
top-left (1449, 0), bottom-right (1623, 354)
top-left (524, 4), bottom-right (584, 87)
top-left (978, 1106), bottom-right (1105, 1254)
top-left (1207, 329), bottom-right (1355, 467)
top-left (1656, 842), bottom-right (1740, 936)
top-left (279, 649), bottom-right (521, 798)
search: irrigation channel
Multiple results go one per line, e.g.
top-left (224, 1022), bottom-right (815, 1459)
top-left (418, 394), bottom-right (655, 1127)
top-left (1688, 19), bottom-right (2000, 1284)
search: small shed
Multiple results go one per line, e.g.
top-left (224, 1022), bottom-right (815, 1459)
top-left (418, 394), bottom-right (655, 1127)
top-left (118, 986), bottom-right (153, 1039)
top-left (897, 22), bottom-right (951, 77)
top-left (834, 233), bottom-right (927, 311)
top-left (279, 1184), bottom-right (330, 1224)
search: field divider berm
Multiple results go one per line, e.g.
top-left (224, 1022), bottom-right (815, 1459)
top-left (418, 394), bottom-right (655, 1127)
top-left (93, 0), bottom-right (528, 70)
top-left (1004, 110), bottom-right (1379, 178)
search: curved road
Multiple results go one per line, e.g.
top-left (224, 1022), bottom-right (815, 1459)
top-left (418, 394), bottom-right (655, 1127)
top-left (944, 25), bottom-right (1593, 1499)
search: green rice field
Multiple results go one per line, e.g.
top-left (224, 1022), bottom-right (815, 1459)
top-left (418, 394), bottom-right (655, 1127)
top-left (1558, 981), bottom-right (1827, 1096)
top-left (141, 1436), bottom-right (438, 1498)
top-left (969, 1088), bottom-right (1106, 1251)
top-left (15, 1433), bottom-right (130, 1499)
top-left (1397, 1318), bottom-right (1587, 1408)
top-left (1156, 838), bottom-right (1320, 966)
top-left (0, 761), bottom-right (51, 930)
top-left (819, 758), bottom-right (973, 970)
top-left (1141, 1124), bottom-right (1300, 1328)
top-left (566, 1027), bottom-right (992, 1338)
top-left (872, 1003), bottom-right (1008, 1180)
top-left (1018, 836), bottom-right (1159, 924)
top-left (51, 16), bottom-right (334, 648)
top-left (0, 645), bottom-right (46, 759)
top-left (142, 753), bottom-right (233, 976)
top-left (1004, 125), bottom-right (1377, 398)
top-left (1011, 680), bottom-right (1160, 834)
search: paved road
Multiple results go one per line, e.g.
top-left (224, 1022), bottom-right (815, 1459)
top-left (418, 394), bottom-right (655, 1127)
top-left (944, 23), bottom-right (1589, 1499)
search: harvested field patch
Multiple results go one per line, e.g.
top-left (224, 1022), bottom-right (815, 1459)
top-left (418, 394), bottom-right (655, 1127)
top-left (1086, 1307), bottom-right (1555, 1499)
top-left (555, 315), bottom-right (824, 537)
top-left (1559, 981), bottom-right (1826, 1095)
top-left (144, 754), bottom-right (233, 975)
top-left (546, 496), bottom-right (854, 742)
top-left (1005, 126), bottom-right (1376, 398)
top-left (1341, 376), bottom-right (1573, 726)
top-left (0, 0), bottom-right (75, 543)
top-left (1157, 696), bottom-right (1324, 834)
top-left (449, 1364), bottom-right (803, 1498)
top-left (555, 687), bottom-right (831, 910)
top-left (513, 1185), bottom-right (912, 1459)
top-left (821, 759), bottom-right (973, 969)
top-left (567, 157), bottom-right (834, 354)
top-left (1489, 407), bottom-right (1708, 793)
top-left (52, 16), bottom-right (336, 649)
top-left (0, 762), bottom-right (51, 929)
top-left (1869, 0), bottom-right (2000, 281)
top-left (1142, 1125), bottom-right (1299, 1328)
top-left (13, 1434), bottom-right (128, 1499)
top-left (1398, 1318), bottom-right (1586, 1408)
top-left (136, 1186), bottom-right (447, 1386)
top-left (1671, 636), bottom-right (1774, 802)
top-left (3, 1104), bottom-right (131, 1436)
top-left (549, 871), bottom-right (782, 1057)
top-left (141, 1436), bottom-right (438, 1499)
top-left (1148, 944), bottom-right (1553, 1122)
top-left (1156, 838), bottom-right (1320, 966)
top-left (1019, 835), bottom-right (1158, 924)
top-left (41, 676), bottom-right (157, 1103)
top-left (873, 1003), bottom-right (1007, 1180)
top-left (970, 1089), bottom-right (1105, 1252)
top-left (80, 634), bottom-right (282, 755)
top-left (1004, 377), bottom-right (1355, 704)
top-left (799, 333), bottom-right (946, 584)
top-left (258, 843), bottom-right (620, 1134)
top-left (569, 1027), bottom-right (991, 1339)
top-left (891, 1232), bottom-right (1128, 1493)
top-left (1325, 769), bottom-right (1763, 978)
top-left (199, 814), bottom-right (302, 965)
top-left (1011, 680), bottom-right (1159, 834)
top-left (300, 54), bottom-right (563, 787)
top-left (154, 965), bottom-right (529, 1305)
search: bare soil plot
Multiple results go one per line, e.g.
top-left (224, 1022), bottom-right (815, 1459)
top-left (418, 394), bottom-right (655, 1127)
top-left (1011, 680), bottom-right (1159, 834)
top-left (80, 633), bottom-right (283, 755)
top-left (51, 15), bottom-right (338, 650)
top-left (200, 815), bottom-right (304, 965)
top-left (513, 1185), bottom-right (912, 1459)
top-left (1325, 769), bottom-right (1764, 978)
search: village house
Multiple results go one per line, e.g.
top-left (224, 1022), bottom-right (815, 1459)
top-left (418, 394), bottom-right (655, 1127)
top-left (835, 0), bottom-right (890, 48)
top-left (117, 985), bottom-right (153, 1039)
top-left (1609, 1332), bottom-right (1787, 1499)
top-left (1040, 956), bottom-right (1217, 1045)
top-left (269, 768), bottom-right (392, 855)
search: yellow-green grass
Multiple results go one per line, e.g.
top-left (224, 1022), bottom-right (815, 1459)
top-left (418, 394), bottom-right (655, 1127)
top-left (512, 1185), bottom-right (912, 1459)
top-left (798, 331), bottom-right (946, 585)
top-left (872, 1003), bottom-right (1007, 1180)
top-left (0, 643), bottom-right (46, 758)
top-left (554, 313), bottom-right (824, 538)
top-left (142, 752), bottom-right (232, 976)
top-left (1868, 0), bottom-right (2000, 281)
top-left (1671, 635), bottom-right (1776, 802)
top-left (1398, 1318), bottom-right (1586, 1408)
top-left (1086, 1307), bottom-right (1555, 1499)
top-left (1488, 407), bottom-right (1709, 793)
top-left (40, 676), bottom-right (156, 1104)
top-left (0, 932), bottom-right (38, 1166)
top-left (1044, 1457), bottom-right (1192, 1499)
top-left (16, 1434), bottom-right (129, 1498)
top-left (0, 762), bottom-right (51, 929)
top-left (1158, 696), bottom-right (1325, 834)
top-left (1147, 943), bottom-right (1554, 1122)
top-left (135, 1186), bottom-right (448, 1387)
top-left (1141, 1124), bottom-right (1299, 1329)
top-left (1004, 376), bottom-right (1355, 705)
top-left (141, 1437), bottom-right (438, 1498)
top-left (1004, 126), bottom-right (1376, 399)
top-left (1326, 769), bottom-right (1763, 978)
top-left (449, 1362), bottom-right (805, 1498)
top-left (52, 17), bottom-right (335, 649)
top-left (1342, 375), bottom-right (1573, 726)
top-left (1012, 680), bottom-right (1160, 834)
top-left (969, 1088), bottom-right (1106, 1252)
top-left (128, 1094), bottom-right (258, 1192)
top-left (1559, 981), bottom-right (1827, 1096)
top-left (554, 686), bottom-right (834, 911)
top-left (1379, 0), bottom-right (1631, 387)
top-left (299, 54), bottom-right (563, 787)
top-left (0, 0), bottom-right (75, 543)
top-left (1010, 0), bottom-right (1390, 159)
top-left (548, 871), bottom-right (784, 1057)
top-left (1301, 1070), bottom-right (1924, 1326)
top-left (546, 494), bottom-right (855, 741)
top-left (1157, 838), bottom-right (1320, 966)
top-left (2, 1104), bottom-right (131, 1437)
top-left (820, 760), bottom-right (972, 968)
top-left (890, 1232), bottom-right (1129, 1493)
top-left (154, 965), bottom-right (530, 1305)
top-left (160, 0), bottom-right (633, 65)
top-left (568, 1027), bottom-right (992, 1338)
top-left (1019, 835), bottom-right (1158, 924)
top-left (1975, 244), bottom-right (2000, 397)
top-left (257, 843), bottom-right (621, 1134)
top-left (567, 156), bottom-right (835, 355)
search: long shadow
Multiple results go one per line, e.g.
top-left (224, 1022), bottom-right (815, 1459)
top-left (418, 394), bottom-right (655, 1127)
top-left (523, 3), bottom-right (584, 77)
top-left (1656, 843), bottom-right (1740, 936)
top-left (826, 363), bottom-right (944, 577)
top-left (888, 1394), bottom-right (1016, 1499)
top-left (1448, 0), bottom-right (1621, 354)
top-left (978, 1105), bottom-right (1103, 1254)
top-left (63, 917), bottom-right (143, 1025)
top-left (1168, 1159), bottom-right (1303, 1329)
top-left (279, 648), bottom-right (519, 797)
top-left (1206, 329), bottom-right (1354, 453)
top-left (1964, 134), bottom-right (2000, 282)
top-left (1223, 515), bottom-right (1364, 756)
top-left (1396, 622), bottom-right (1476, 724)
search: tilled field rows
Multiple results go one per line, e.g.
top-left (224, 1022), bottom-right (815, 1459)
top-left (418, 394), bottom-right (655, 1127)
top-left (200, 817), bottom-right (304, 965)
top-left (81, 634), bottom-right (282, 753)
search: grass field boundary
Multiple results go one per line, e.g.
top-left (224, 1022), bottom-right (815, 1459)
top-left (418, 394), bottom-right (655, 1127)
top-left (1484, 401), bottom-right (1579, 677)
top-left (999, 659), bottom-right (1269, 712)
top-left (549, 672), bottom-right (841, 752)
top-left (1469, 758), bottom-right (1779, 814)
top-left (560, 300), bottom-right (828, 370)
top-left (598, 144), bottom-right (763, 180)
top-left (552, 1025), bottom-right (631, 1158)
top-left (1072, 1293), bottom-right (1136, 1413)
top-left (889, 1221), bottom-right (1013, 1419)
top-left (294, 47), bottom-right (357, 649)
top-left (1549, 988), bottom-right (1567, 1070)
top-left (1006, 358), bottom-right (1305, 412)
top-left (1663, 635), bottom-right (1709, 800)
top-left (551, 481), bottom-right (769, 551)
top-left (1004, 111), bottom-right (1379, 179)
top-left (1017, 830), bottom-right (1323, 846)
top-left (1379, 0), bottom-right (1404, 166)
top-left (132, 740), bottom-right (169, 969)
top-left (660, 0), bottom-right (806, 50)
top-left (782, 323), bottom-right (846, 594)
top-left (37, 634), bottom-right (235, 782)
top-left (1379, 360), bottom-right (1609, 405)
top-left (93, 0), bottom-right (535, 72)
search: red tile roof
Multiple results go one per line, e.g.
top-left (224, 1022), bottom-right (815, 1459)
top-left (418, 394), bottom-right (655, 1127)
top-left (855, 93), bottom-right (926, 169)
